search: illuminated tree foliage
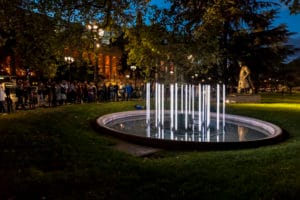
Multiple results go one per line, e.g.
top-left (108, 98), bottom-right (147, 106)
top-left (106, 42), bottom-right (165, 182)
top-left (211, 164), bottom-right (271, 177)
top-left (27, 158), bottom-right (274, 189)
top-left (0, 0), bottom-right (77, 78)
top-left (124, 2), bottom-right (175, 82)
top-left (0, 0), bottom-right (297, 83)
top-left (166, 0), bottom-right (295, 86)
top-left (0, 0), bottom-right (55, 77)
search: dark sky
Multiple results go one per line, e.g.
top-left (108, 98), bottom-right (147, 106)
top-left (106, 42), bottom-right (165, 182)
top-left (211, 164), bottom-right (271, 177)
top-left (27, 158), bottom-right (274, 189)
top-left (150, 0), bottom-right (300, 60)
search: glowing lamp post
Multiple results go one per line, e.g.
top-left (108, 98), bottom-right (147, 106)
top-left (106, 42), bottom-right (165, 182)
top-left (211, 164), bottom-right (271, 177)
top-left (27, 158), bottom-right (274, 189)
top-left (64, 56), bottom-right (74, 81)
top-left (130, 65), bottom-right (137, 88)
top-left (86, 22), bottom-right (105, 83)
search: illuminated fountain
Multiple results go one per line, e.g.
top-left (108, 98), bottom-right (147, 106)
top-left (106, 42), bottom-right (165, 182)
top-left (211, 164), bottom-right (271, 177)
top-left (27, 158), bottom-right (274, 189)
top-left (147, 83), bottom-right (225, 142)
top-left (96, 82), bottom-right (283, 150)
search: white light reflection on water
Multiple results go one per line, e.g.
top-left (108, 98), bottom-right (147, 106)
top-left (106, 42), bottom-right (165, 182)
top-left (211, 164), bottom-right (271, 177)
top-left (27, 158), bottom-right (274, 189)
top-left (105, 82), bottom-right (275, 143)
top-left (148, 82), bottom-right (228, 142)
top-left (108, 117), bottom-right (269, 142)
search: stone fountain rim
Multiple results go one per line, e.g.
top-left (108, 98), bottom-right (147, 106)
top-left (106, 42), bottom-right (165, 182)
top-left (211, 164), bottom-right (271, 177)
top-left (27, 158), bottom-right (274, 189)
top-left (95, 110), bottom-right (284, 150)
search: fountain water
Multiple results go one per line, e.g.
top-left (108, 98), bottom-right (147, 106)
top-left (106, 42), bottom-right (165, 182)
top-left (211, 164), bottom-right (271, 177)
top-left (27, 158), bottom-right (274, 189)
top-left (146, 83), bottom-right (226, 142)
top-left (96, 82), bottom-right (283, 150)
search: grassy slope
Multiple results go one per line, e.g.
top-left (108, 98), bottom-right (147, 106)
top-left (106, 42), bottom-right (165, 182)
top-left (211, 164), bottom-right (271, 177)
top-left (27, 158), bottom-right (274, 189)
top-left (0, 97), bottom-right (299, 200)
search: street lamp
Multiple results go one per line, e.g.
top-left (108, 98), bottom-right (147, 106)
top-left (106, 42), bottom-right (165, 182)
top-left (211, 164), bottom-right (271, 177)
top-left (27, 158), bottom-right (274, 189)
top-left (130, 65), bottom-right (137, 88)
top-left (194, 73), bottom-right (198, 84)
top-left (86, 22), bottom-right (105, 83)
top-left (64, 56), bottom-right (74, 81)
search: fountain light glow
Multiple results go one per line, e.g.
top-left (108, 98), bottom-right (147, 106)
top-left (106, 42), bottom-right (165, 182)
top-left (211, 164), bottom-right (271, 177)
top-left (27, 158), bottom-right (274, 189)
top-left (96, 82), bottom-right (284, 150)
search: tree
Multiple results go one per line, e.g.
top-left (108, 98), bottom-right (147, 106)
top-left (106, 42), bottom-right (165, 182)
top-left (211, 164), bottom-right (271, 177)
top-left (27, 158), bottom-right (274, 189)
top-left (0, 0), bottom-right (23, 75)
top-left (0, 0), bottom-right (140, 79)
top-left (166, 0), bottom-right (295, 88)
top-left (279, 57), bottom-right (300, 93)
top-left (25, 0), bottom-right (157, 80)
top-left (124, 2), bottom-right (171, 82)
top-left (0, 0), bottom-right (68, 79)
top-left (125, 24), bottom-right (166, 82)
top-left (280, 0), bottom-right (300, 14)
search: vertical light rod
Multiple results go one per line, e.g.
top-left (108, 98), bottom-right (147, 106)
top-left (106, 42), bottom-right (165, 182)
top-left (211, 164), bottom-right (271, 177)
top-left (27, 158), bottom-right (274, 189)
top-left (192, 85), bottom-right (195, 121)
top-left (158, 84), bottom-right (161, 128)
top-left (207, 85), bottom-right (210, 128)
top-left (170, 84), bottom-right (174, 131)
top-left (188, 84), bottom-right (191, 114)
top-left (181, 84), bottom-right (183, 113)
top-left (198, 84), bottom-right (202, 131)
top-left (162, 84), bottom-right (164, 128)
top-left (155, 83), bottom-right (158, 128)
top-left (223, 84), bottom-right (226, 129)
top-left (185, 84), bottom-right (188, 130)
top-left (175, 83), bottom-right (178, 131)
top-left (146, 83), bottom-right (151, 125)
top-left (217, 84), bottom-right (220, 130)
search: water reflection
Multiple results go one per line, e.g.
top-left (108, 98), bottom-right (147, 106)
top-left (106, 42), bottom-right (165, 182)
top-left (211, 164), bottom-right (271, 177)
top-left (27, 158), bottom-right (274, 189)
top-left (108, 117), bottom-right (268, 143)
top-left (106, 82), bottom-right (268, 143)
top-left (238, 126), bottom-right (247, 141)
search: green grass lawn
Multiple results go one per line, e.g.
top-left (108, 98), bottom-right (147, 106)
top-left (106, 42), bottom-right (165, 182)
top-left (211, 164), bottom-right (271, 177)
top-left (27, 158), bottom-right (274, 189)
top-left (0, 95), bottom-right (299, 200)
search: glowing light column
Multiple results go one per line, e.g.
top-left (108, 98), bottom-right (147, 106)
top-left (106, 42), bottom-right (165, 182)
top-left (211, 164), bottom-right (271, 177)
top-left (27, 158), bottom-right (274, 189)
top-left (207, 85), bottom-right (211, 128)
top-left (146, 83), bottom-right (151, 137)
top-left (185, 84), bottom-right (188, 130)
top-left (222, 84), bottom-right (226, 141)
top-left (175, 83), bottom-right (178, 131)
top-left (170, 84), bottom-right (174, 139)
top-left (217, 84), bottom-right (220, 142)
top-left (155, 83), bottom-right (158, 128)
top-left (198, 84), bottom-right (202, 132)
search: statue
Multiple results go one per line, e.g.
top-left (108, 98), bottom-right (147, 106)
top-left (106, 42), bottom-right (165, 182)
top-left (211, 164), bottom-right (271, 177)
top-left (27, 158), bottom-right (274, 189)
top-left (237, 61), bottom-right (254, 94)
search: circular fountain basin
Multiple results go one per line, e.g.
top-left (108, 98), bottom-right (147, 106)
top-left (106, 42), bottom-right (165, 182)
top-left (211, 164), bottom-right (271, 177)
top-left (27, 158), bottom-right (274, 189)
top-left (96, 110), bottom-right (284, 150)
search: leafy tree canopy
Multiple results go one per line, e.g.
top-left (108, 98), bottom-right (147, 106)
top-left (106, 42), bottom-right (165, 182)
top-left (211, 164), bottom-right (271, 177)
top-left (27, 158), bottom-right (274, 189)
top-left (280, 0), bottom-right (300, 14)
top-left (0, 0), bottom-right (298, 84)
top-left (164, 0), bottom-right (296, 85)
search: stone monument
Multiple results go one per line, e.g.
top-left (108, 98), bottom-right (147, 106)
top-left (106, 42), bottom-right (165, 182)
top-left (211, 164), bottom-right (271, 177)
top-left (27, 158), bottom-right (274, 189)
top-left (227, 61), bottom-right (260, 103)
top-left (237, 61), bottom-right (254, 94)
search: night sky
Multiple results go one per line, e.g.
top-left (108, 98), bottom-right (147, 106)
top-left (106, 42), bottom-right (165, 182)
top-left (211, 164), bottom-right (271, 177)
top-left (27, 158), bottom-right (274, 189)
top-left (150, 0), bottom-right (300, 61)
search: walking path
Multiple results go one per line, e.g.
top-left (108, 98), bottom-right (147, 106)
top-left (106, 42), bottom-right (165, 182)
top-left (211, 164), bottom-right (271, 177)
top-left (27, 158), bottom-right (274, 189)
top-left (111, 139), bottom-right (160, 157)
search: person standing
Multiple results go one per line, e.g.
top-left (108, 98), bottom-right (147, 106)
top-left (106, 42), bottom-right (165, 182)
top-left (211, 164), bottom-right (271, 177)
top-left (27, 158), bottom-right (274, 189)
top-left (37, 82), bottom-right (45, 107)
top-left (98, 83), bottom-right (107, 102)
top-left (0, 85), bottom-right (6, 113)
top-left (45, 79), bottom-right (53, 107)
top-left (87, 82), bottom-right (95, 103)
top-left (15, 80), bottom-right (24, 110)
top-left (60, 80), bottom-right (68, 105)
top-left (23, 80), bottom-right (31, 107)
top-left (51, 81), bottom-right (57, 107)
top-left (125, 83), bottom-right (133, 101)
top-left (113, 84), bottom-right (119, 101)
top-left (119, 82), bottom-right (125, 101)
top-left (55, 82), bottom-right (62, 105)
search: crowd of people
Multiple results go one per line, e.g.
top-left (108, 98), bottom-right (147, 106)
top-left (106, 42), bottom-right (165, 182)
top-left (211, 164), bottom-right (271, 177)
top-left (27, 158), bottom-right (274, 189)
top-left (0, 79), bottom-right (145, 113)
